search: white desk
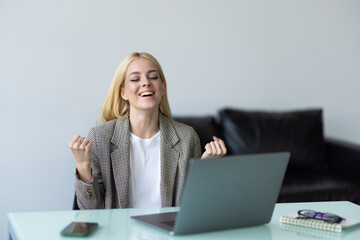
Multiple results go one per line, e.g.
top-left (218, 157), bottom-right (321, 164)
top-left (8, 201), bottom-right (360, 240)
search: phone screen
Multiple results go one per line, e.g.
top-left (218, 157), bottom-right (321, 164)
top-left (61, 221), bottom-right (98, 237)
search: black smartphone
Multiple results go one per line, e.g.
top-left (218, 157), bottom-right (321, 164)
top-left (60, 221), bottom-right (98, 237)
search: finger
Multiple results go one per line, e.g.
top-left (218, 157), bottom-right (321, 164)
top-left (213, 140), bottom-right (222, 155)
top-left (81, 139), bottom-right (91, 151)
top-left (204, 143), bottom-right (210, 153)
top-left (213, 136), bottom-right (224, 143)
top-left (82, 138), bottom-right (90, 146)
top-left (80, 138), bottom-right (89, 146)
top-left (69, 135), bottom-right (81, 147)
top-left (218, 139), bottom-right (227, 155)
top-left (202, 144), bottom-right (212, 159)
top-left (209, 142), bottom-right (217, 156)
top-left (85, 141), bottom-right (92, 151)
top-left (71, 137), bottom-right (82, 149)
top-left (74, 137), bottom-right (83, 149)
top-left (212, 137), bottom-right (227, 155)
top-left (205, 143), bottom-right (212, 153)
top-left (79, 138), bottom-right (89, 150)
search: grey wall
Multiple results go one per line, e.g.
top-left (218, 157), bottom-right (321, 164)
top-left (1, 0), bottom-right (359, 238)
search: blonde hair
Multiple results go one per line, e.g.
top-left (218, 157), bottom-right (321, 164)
top-left (101, 52), bottom-right (172, 122)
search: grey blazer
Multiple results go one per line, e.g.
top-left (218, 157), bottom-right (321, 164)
top-left (75, 114), bottom-right (202, 209)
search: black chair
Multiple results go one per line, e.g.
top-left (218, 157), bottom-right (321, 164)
top-left (73, 193), bottom-right (79, 210)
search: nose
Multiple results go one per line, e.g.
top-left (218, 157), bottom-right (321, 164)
top-left (141, 77), bottom-right (151, 86)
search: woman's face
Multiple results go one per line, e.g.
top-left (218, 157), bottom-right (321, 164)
top-left (121, 58), bottom-right (166, 114)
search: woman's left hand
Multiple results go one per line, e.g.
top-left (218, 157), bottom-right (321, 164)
top-left (201, 136), bottom-right (227, 159)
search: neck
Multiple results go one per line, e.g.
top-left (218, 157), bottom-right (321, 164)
top-left (129, 108), bottom-right (160, 139)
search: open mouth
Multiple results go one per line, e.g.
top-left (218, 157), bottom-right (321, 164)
top-left (139, 91), bottom-right (155, 97)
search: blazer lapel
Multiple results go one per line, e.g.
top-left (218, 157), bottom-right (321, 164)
top-left (159, 115), bottom-right (180, 207)
top-left (110, 118), bottom-right (130, 208)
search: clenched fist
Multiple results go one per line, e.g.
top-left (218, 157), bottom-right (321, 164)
top-left (201, 136), bottom-right (227, 159)
top-left (69, 135), bottom-right (93, 183)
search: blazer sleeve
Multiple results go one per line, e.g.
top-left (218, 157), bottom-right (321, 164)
top-left (192, 128), bottom-right (202, 159)
top-left (75, 127), bottom-right (105, 209)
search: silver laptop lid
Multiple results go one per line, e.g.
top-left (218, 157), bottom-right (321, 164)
top-left (173, 152), bottom-right (290, 235)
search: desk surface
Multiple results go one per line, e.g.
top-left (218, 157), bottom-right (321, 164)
top-left (8, 201), bottom-right (360, 240)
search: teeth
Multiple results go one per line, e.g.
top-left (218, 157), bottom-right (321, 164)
top-left (140, 91), bottom-right (154, 96)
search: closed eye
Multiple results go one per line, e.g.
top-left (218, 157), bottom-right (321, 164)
top-left (149, 77), bottom-right (159, 80)
top-left (130, 79), bottom-right (140, 82)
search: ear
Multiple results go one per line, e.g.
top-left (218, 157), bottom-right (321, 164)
top-left (120, 87), bottom-right (128, 100)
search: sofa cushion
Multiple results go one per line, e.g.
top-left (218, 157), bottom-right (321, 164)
top-left (174, 116), bottom-right (222, 152)
top-left (219, 108), bottom-right (326, 172)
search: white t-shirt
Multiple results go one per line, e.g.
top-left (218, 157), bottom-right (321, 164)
top-left (128, 131), bottom-right (161, 208)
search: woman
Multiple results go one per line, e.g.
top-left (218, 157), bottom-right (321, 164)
top-left (69, 52), bottom-right (227, 210)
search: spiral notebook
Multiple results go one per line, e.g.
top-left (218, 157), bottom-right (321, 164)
top-left (280, 224), bottom-right (343, 240)
top-left (280, 214), bottom-right (360, 233)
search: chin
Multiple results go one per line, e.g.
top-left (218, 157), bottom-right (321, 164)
top-left (136, 105), bottom-right (159, 112)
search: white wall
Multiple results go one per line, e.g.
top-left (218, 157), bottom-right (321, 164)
top-left (1, 0), bottom-right (359, 238)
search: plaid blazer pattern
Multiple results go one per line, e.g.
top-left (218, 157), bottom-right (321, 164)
top-left (75, 114), bottom-right (202, 209)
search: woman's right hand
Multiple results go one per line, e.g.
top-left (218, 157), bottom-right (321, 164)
top-left (69, 135), bottom-right (93, 183)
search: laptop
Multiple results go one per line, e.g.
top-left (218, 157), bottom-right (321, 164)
top-left (131, 152), bottom-right (290, 235)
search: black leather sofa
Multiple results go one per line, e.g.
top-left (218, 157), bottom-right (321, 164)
top-left (175, 108), bottom-right (360, 205)
top-left (73, 108), bottom-right (360, 209)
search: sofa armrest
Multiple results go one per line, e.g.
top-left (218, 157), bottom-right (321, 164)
top-left (325, 138), bottom-right (360, 180)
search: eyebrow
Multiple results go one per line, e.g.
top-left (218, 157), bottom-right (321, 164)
top-left (128, 69), bottom-right (158, 77)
